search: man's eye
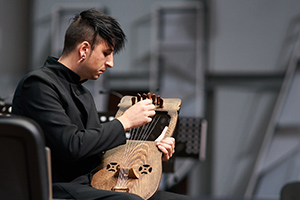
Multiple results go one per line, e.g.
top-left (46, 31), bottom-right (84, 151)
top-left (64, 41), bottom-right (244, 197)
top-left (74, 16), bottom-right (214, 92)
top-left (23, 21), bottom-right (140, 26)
top-left (104, 52), bottom-right (111, 56)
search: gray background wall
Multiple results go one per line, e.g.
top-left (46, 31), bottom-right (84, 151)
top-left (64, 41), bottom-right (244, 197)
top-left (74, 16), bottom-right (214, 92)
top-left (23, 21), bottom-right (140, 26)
top-left (2, 0), bottom-right (300, 199)
top-left (0, 0), bottom-right (31, 102)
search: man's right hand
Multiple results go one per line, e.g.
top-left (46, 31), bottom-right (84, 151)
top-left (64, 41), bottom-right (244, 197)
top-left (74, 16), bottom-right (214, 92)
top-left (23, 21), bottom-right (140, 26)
top-left (116, 99), bottom-right (156, 131)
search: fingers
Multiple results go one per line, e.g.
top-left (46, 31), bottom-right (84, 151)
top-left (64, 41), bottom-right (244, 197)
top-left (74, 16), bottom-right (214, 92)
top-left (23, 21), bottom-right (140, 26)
top-left (142, 99), bottom-right (156, 119)
top-left (116, 99), bottom-right (156, 130)
top-left (133, 99), bottom-right (156, 122)
top-left (156, 137), bottom-right (175, 161)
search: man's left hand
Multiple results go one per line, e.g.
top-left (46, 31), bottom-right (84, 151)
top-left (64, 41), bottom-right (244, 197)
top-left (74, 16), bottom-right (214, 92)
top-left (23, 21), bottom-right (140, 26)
top-left (155, 127), bottom-right (175, 161)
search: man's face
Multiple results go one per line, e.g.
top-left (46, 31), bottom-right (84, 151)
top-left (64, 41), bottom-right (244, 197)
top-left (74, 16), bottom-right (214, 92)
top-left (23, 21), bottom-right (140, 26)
top-left (80, 41), bottom-right (114, 80)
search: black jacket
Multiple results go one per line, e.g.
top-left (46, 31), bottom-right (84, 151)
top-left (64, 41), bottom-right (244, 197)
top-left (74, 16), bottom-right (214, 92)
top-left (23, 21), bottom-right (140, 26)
top-left (12, 56), bottom-right (126, 182)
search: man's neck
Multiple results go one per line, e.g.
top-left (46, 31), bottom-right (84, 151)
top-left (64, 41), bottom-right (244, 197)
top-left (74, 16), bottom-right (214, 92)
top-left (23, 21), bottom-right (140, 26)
top-left (58, 54), bottom-right (78, 72)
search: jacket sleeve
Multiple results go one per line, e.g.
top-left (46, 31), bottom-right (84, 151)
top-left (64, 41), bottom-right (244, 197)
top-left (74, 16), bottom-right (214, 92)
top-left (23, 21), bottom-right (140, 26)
top-left (12, 75), bottom-right (126, 162)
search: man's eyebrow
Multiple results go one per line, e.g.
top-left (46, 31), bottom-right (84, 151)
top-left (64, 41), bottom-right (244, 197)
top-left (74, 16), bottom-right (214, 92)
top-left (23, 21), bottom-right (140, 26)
top-left (105, 48), bottom-right (114, 53)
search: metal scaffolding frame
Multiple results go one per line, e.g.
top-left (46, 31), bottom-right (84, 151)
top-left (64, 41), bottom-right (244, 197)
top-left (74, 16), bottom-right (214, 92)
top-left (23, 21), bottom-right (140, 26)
top-left (245, 15), bottom-right (300, 199)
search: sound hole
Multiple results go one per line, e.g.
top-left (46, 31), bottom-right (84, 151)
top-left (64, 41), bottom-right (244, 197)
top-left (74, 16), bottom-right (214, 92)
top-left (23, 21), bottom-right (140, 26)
top-left (107, 162), bottom-right (119, 172)
top-left (139, 164), bottom-right (153, 175)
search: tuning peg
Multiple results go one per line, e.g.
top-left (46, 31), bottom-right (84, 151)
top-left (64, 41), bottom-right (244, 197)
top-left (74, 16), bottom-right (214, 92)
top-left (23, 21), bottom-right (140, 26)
top-left (131, 96), bottom-right (136, 105)
top-left (142, 93), bottom-right (147, 100)
top-left (137, 93), bottom-right (141, 101)
top-left (159, 98), bottom-right (164, 108)
top-left (151, 94), bottom-right (156, 104)
top-left (157, 96), bottom-right (160, 106)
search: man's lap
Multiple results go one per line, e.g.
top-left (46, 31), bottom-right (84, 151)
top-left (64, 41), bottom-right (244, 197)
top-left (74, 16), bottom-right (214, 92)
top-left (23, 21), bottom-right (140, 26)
top-left (53, 182), bottom-right (191, 200)
top-left (53, 174), bottom-right (191, 200)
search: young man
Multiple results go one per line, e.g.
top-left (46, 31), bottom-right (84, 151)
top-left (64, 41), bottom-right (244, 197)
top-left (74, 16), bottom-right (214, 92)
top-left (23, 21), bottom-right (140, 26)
top-left (12, 10), bottom-right (190, 200)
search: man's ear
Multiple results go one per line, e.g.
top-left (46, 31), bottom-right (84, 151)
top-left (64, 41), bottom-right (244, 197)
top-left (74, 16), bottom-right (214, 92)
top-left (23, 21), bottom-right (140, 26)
top-left (78, 41), bottom-right (90, 59)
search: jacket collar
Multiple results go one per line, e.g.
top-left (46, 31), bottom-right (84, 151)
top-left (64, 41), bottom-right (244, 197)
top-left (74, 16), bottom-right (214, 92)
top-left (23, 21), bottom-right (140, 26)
top-left (44, 56), bottom-right (87, 84)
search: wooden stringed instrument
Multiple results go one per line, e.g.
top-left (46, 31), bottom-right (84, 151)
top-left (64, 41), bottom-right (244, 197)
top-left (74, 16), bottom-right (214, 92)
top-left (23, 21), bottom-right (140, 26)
top-left (91, 93), bottom-right (181, 199)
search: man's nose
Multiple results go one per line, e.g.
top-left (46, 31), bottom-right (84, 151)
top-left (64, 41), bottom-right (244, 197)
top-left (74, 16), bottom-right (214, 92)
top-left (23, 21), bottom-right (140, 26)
top-left (105, 54), bottom-right (114, 68)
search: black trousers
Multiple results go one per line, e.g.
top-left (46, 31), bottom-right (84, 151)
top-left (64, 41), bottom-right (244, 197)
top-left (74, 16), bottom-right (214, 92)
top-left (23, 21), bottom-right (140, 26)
top-left (53, 175), bottom-right (192, 200)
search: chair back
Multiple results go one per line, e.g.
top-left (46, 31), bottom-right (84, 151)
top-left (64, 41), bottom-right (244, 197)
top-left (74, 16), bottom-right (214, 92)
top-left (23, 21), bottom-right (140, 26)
top-left (281, 182), bottom-right (300, 200)
top-left (0, 116), bottom-right (50, 200)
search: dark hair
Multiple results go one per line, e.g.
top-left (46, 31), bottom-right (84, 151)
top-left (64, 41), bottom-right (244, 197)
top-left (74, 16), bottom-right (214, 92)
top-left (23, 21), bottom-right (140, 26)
top-left (62, 10), bottom-right (126, 55)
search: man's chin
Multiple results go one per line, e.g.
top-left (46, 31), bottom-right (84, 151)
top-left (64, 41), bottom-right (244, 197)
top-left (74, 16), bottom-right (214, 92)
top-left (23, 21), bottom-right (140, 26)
top-left (91, 75), bottom-right (100, 80)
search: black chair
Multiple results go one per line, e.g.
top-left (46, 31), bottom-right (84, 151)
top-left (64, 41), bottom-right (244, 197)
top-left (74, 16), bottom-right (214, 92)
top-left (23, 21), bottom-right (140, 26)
top-left (280, 181), bottom-right (300, 200)
top-left (0, 116), bottom-right (52, 200)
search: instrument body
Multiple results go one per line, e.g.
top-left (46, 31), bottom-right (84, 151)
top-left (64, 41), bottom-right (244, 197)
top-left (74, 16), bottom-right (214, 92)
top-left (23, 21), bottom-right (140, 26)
top-left (91, 95), bottom-right (181, 199)
top-left (91, 141), bottom-right (162, 198)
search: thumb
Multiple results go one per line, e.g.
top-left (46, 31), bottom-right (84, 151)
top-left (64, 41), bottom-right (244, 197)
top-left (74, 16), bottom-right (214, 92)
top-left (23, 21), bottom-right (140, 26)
top-left (155, 126), bottom-right (168, 142)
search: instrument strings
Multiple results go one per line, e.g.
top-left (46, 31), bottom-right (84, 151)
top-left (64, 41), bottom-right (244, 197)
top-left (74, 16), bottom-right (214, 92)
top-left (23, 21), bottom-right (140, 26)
top-left (116, 114), bottom-right (161, 188)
